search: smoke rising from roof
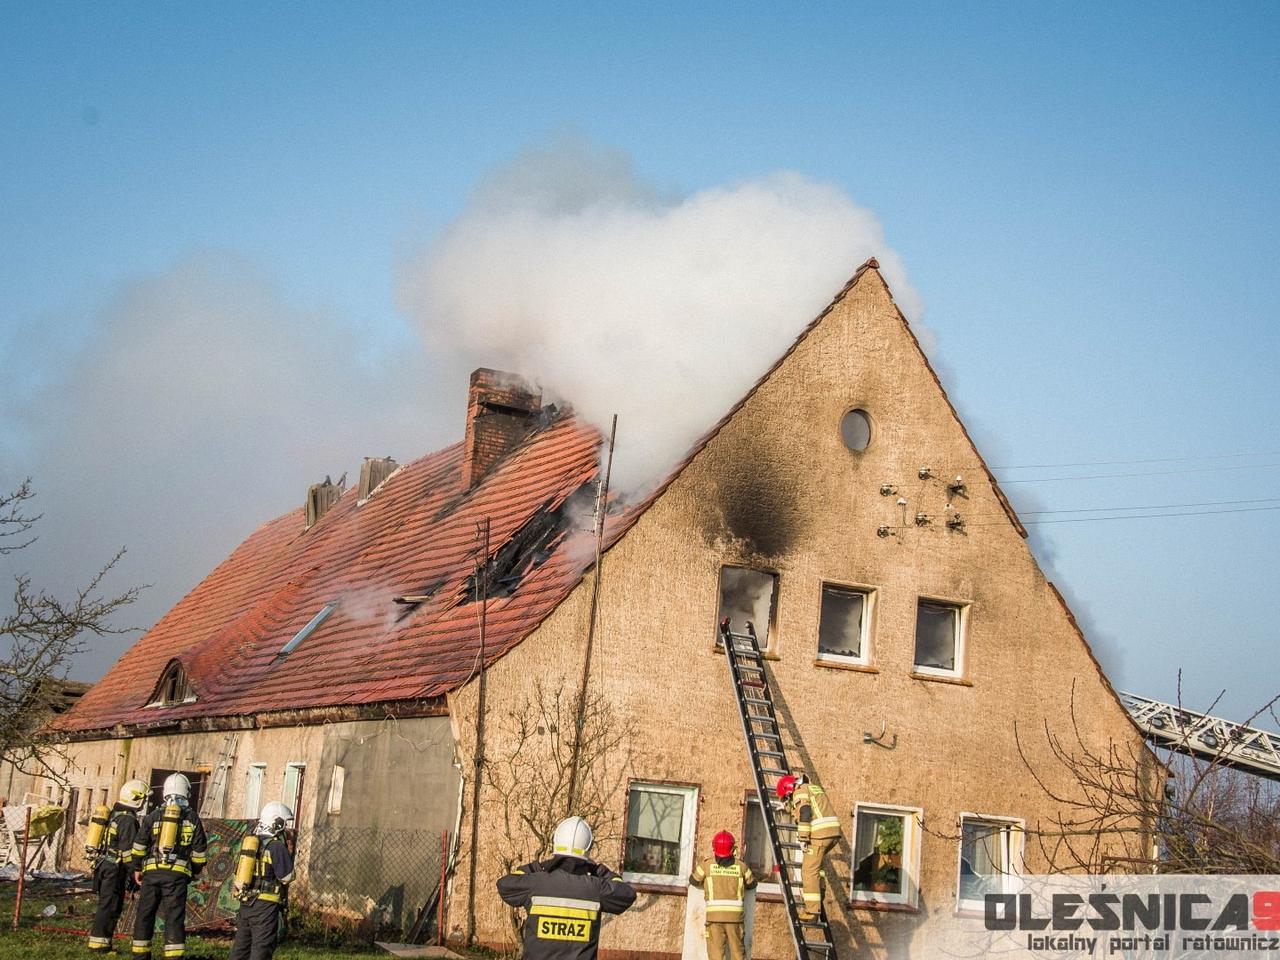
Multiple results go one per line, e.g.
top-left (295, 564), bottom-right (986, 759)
top-left (399, 137), bottom-right (923, 493)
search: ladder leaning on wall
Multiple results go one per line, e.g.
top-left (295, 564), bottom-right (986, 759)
top-left (719, 618), bottom-right (838, 960)
top-left (199, 733), bottom-right (240, 818)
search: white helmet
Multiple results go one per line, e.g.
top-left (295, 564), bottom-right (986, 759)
top-left (162, 773), bottom-right (191, 802)
top-left (119, 779), bottom-right (148, 810)
top-left (257, 800), bottom-right (293, 837)
top-left (552, 816), bottom-right (593, 859)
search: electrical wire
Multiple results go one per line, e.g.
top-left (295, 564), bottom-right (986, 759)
top-left (990, 450), bottom-right (1280, 471)
top-left (960, 496), bottom-right (1280, 519)
top-left (997, 462), bottom-right (1280, 484)
top-left (960, 504), bottom-right (1280, 526)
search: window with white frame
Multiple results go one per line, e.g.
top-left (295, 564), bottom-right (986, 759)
top-left (327, 764), bottom-right (346, 815)
top-left (850, 804), bottom-right (921, 906)
top-left (283, 762), bottom-right (306, 813)
top-left (957, 816), bottom-right (1022, 908)
top-left (818, 583), bottom-right (874, 664)
top-left (742, 795), bottom-right (780, 892)
top-left (623, 782), bottom-right (698, 885)
top-left (243, 763), bottom-right (266, 819)
top-left (913, 599), bottom-right (967, 676)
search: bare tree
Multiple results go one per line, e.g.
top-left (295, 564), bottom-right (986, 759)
top-left (483, 677), bottom-right (640, 938)
top-left (1011, 682), bottom-right (1280, 874)
top-left (0, 479), bottom-right (141, 781)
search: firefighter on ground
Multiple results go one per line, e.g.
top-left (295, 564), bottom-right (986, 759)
top-left (776, 773), bottom-right (841, 921)
top-left (130, 773), bottom-right (208, 959)
top-left (497, 816), bottom-right (637, 960)
top-left (86, 779), bottom-right (149, 953)
top-left (689, 830), bottom-right (757, 960)
top-left (229, 800), bottom-right (296, 960)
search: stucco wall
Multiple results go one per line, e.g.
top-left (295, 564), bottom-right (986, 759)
top-left (449, 268), bottom-right (1149, 959)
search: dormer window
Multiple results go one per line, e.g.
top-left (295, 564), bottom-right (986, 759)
top-left (147, 659), bottom-right (196, 707)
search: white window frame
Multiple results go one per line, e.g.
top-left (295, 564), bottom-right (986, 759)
top-left (849, 802), bottom-right (922, 907)
top-left (243, 763), bottom-right (266, 819)
top-left (622, 781), bottom-right (699, 887)
top-left (912, 597), bottom-right (970, 678)
top-left (283, 762), bottom-right (306, 813)
top-left (816, 581), bottom-right (876, 666)
top-left (955, 813), bottom-right (1024, 913)
top-left (742, 795), bottom-right (782, 895)
top-left (327, 764), bottom-right (346, 815)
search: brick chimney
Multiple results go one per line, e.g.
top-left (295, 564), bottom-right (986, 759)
top-left (462, 368), bottom-right (543, 489)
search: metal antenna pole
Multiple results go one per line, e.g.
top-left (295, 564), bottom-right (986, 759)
top-left (466, 517), bottom-right (491, 944)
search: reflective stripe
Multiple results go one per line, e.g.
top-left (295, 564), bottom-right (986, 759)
top-left (706, 900), bottom-right (745, 910)
top-left (163, 946), bottom-right (185, 958)
top-left (190, 852), bottom-right (207, 864)
top-left (88, 935), bottom-right (111, 946)
top-left (133, 940), bottom-right (151, 947)
top-left (530, 895), bottom-right (601, 912)
top-left (144, 861), bottom-right (192, 876)
top-left (257, 891), bottom-right (282, 903)
top-left (530, 904), bottom-right (597, 920)
top-left (803, 893), bottom-right (821, 903)
top-left (553, 844), bottom-right (588, 856)
top-left (511, 868), bottom-right (525, 875)
top-left (811, 816), bottom-right (840, 829)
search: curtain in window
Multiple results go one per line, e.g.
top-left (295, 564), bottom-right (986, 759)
top-left (959, 821), bottom-right (1004, 900)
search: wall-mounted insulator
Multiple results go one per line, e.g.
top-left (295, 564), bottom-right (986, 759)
top-left (947, 476), bottom-right (967, 497)
top-left (876, 525), bottom-right (894, 538)
top-left (947, 515), bottom-right (965, 532)
top-left (896, 497), bottom-right (908, 507)
top-left (879, 484), bottom-right (898, 496)
top-left (918, 466), bottom-right (934, 480)
top-left (914, 513), bottom-right (931, 526)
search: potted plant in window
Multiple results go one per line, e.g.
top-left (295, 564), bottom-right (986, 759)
top-left (869, 819), bottom-right (903, 893)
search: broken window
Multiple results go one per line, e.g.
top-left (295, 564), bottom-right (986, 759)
top-left (148, 660), bottom-right (195, 707)
top-left (851, 804), bottom-right (920, 906)
top-left (742, 795), bottom-right (779, 890)
top-left (622, 782), bottom-right (698, 885)
top-left (913, 599), bottom-right (965, 676)
top-left (818, 584), bottom-right (872, 663)
top-left (958, 816), bottom-right (1020, 906)
top-left (717, 567), bottom-right (778, 648)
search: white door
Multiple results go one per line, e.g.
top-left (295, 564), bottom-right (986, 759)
top-left (243, 764), bottom-right (265, 819)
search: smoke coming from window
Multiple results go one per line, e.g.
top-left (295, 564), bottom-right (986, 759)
top-left (399, 137), bottom-right (924, 493)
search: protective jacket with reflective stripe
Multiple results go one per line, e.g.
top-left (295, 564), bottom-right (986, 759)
top-left (788, 783), bottom-right (841, 841)
top-left (132, 804), bottom-right (208, 879)
top-left (247, 835), bottom-right (295, 903)
top-left (689, 856), bottom-right (757, 922)
top-left (100, 804), bottom-right (140, 862)
top-left (497, 856), bottom-right (636, 960)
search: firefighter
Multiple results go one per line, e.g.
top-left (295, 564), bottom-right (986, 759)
top-left (86, 779), bottom-right (149, 953)
top-left (497, 816), bottom-right (636, 960)
top-left (689, 830), bottom-right (757, 960)
top-left (130, 774), bottom-right (208, 959)
top-left (776, 774), bottom-right (841, 921)
top-left (228, 800), bottom-right (295, 960)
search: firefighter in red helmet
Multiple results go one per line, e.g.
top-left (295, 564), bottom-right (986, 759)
top-left (776, 774), bottom-right (841, 921)
top-left (689, 831), bottom-right (757, 960)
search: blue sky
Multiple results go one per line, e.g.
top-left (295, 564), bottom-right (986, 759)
top-left (2, 2), bottom-right (1278, 721)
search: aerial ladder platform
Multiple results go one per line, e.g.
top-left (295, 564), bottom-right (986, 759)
top-left (1119, 691), bottom-right (1280, 781)
top-left (719, 618), bottom-right (838, 960)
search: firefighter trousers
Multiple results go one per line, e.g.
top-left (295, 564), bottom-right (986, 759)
top-left (88, 860), bottom-right (130, 951)
top-left (132, 872), bottom-right (190, 958)
top-left (228, 897), bottom-right (283, 960)
top-left (800, 836), bottom-right (838, 916)
top-left (705, 921), bottom-right (747, 960)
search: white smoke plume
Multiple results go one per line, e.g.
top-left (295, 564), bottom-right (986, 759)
top-left (400, 137), bottom-right (923, 492)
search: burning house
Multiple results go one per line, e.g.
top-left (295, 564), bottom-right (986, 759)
top-left (47, 260), bottom-right (1146, 957)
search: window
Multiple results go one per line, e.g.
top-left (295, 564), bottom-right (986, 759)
top-left (623, 782), bottom-right (698, 885)
top-left (243, 764), bottom-right (266, 819)
top-left (840, 409), bottom-right (873, 452)
top-left (742, 796), bottom-right (780, 892)
top-left (283, 763), bottom-right (306, 813)
top-left (147, 659), bottom-right (195, 707)
top-left (281, 603), bottom-right (336, 655)
top-left (913, 599), bottom-right (967, 676)
top-left (818, 584), bottom-right (873, 664)
top-left (718, 567), bottom-right (778, 649)
top-left (327, 764), bottom-right (345, 815)
top-left (850, 804), bottom-right (921, 907)
top-left (957, 816), bottom-right (1022, 908)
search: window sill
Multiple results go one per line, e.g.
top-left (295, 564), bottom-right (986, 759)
top-left (813, 659), bottom-right (878, 674)
top-left (711, 645), bottom-right (781, 661)
top-left (628, 881), bottom-right (688, 896)
top-left (753, 889), bottom-right (785, 904)
top-left (909, 672), bottom-right (973, 687)
top-left (848, 897), bottom-right (920, 914)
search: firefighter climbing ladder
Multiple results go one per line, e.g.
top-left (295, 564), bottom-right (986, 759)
top-left (719, 619), bottom-right (838, 960)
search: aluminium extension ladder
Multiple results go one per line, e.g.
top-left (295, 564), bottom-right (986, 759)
top-left (719, 618), bottom-right (838, 960)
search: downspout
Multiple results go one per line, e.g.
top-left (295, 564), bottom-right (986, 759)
top-left (466, 517), bottom-right (491, 945)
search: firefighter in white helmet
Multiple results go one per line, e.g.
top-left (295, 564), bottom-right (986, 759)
top-left (497, 816), bottom-right (636, 960)
top-left (229, 800), bottom-right (296, 960)
top-left (86, 779), bottom-right (148, 952)
top-left (130, 773), bottom-right (208, 959)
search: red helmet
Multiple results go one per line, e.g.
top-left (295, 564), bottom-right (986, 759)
top-left (712, 830), bottom-right (736, 858)
top-left (775, 774), bottom-right (799, 800)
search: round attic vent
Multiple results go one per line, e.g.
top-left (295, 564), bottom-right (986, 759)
top-left (840, 409), bottom-right (872, 452)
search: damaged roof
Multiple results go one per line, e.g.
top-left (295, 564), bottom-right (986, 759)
top-left (58, 412), bottom-right (618, 734)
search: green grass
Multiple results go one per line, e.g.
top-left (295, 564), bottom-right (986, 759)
top-left (0, 883), bottom-right (386, 958)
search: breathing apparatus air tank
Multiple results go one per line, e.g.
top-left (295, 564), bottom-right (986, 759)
top-left (234, 834), bottom-right (260, 890)
top-left (157, 802), bottom-right (182, 859)
top-left (84, 804), bottom-right (111, 854)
